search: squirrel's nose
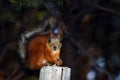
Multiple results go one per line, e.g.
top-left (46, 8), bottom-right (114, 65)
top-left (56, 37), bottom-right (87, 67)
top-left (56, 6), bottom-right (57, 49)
top-left (53, 46), bottom-right (57, 50)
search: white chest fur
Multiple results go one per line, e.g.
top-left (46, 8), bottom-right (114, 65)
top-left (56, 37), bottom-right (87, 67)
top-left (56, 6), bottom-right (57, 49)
top-left (52, 50), bottom-right (57, 55)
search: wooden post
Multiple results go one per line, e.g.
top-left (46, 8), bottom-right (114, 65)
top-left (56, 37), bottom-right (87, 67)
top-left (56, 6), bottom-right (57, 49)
top-left (39, 66), bottom-right (71, 80)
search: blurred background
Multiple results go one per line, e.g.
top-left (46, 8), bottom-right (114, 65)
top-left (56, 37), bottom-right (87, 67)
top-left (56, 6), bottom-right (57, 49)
top-left (0, 0), bottom-right (120, 80)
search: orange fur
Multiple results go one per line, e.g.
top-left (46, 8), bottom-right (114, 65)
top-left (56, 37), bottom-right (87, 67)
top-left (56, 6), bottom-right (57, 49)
top-left (26, 35), bottom-right (62, 70)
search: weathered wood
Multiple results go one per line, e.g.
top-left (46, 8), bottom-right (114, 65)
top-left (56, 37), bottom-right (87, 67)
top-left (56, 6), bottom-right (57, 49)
top-left (39, 66), bottom-right (71, 80)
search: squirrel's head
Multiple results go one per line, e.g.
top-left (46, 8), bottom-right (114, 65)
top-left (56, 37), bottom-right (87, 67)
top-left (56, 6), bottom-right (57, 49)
top-left (47, 24), bottom-right (63, 51)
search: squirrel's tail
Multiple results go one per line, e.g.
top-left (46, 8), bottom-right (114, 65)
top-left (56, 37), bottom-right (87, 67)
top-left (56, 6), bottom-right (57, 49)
top-left (18, 17), bottom-right (51, 61)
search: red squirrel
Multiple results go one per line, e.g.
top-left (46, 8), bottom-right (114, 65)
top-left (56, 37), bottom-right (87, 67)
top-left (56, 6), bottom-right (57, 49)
top-left (19, 17), bottom-right (63, 70)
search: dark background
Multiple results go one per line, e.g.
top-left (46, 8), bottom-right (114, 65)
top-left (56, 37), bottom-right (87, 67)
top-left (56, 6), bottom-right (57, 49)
top-left (0, 0), bottom-right (120, 80)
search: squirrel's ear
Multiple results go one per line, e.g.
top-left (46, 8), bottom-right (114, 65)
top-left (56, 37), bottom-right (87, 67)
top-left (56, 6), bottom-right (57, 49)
top-left (58, 23), bottom-right (64, 36)
top-left (58, 29), bottom-right (63, 37)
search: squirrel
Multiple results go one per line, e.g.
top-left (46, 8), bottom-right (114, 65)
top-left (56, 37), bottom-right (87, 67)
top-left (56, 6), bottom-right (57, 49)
top-left (19, 17), bottom-right (63, 70)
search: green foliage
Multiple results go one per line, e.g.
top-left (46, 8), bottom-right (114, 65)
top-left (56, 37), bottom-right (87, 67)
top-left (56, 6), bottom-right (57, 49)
top-left (10, 0), bottom-right (43, 12)
top-left (36, 11), bottom-right (48, 21)
top-left (10, 0), bottom-right (41, 7)
top-left (56, 0), bottom-right (64, 6)
top-left (0, 11), bottom-right (15, 23)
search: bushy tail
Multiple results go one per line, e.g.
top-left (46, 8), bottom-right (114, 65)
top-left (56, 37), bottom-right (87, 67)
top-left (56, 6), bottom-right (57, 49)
top-left (18, 17), bottom-right (51, 61)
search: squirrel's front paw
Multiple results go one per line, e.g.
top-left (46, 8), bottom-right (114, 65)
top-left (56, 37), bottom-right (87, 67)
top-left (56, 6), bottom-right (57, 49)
top-left (55, 58), bottom-right (62, 66)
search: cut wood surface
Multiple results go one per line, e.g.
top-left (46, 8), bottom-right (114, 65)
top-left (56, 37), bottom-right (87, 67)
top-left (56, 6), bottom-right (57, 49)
top-left (39, 66), bottom-right (71, 80)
